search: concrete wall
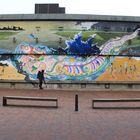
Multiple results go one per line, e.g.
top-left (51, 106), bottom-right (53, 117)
top-left (0, 14), bottom-right (140, 90)
top-left (0, 14), bottom-right (140, 22)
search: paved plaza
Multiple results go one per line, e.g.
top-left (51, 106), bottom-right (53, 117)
top-left (0, 89), bottom-right (140, 140)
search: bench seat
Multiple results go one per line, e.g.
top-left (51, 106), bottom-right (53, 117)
top-left (92, 98), bottom-right (140, 109)
top-left (3, 96), bottom-right (58, 108)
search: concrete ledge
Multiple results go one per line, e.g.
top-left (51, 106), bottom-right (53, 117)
top-left (0, 80), bottom-right (140, 91)
top-left (0, 14), bottom-right (140, 22)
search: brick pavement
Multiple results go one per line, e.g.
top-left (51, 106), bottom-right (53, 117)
top-left (0, 89), bottom-right (140, 140)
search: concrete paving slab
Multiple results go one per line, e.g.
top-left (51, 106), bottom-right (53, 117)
top-left (0, 89), bottom-right (140, 140)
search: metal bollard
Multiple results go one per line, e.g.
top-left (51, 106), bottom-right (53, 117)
top-left (75, 94), bottom-right (79, 111)
top-left (3, 97), bottom-right (7, 106)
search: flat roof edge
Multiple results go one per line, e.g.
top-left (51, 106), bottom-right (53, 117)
top-left (0, 14), bottom-right (140, 22)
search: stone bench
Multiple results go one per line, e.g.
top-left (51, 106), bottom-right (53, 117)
top-left (3, 96), bottom-right (58, 108)
top-left (92, 98), bottom-right (140, 109)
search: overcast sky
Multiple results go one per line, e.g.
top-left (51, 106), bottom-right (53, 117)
top-left (0, 0), bottom-right (140, 16)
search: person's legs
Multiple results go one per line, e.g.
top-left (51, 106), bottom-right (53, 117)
top-left (39, 80), bottom-right (43, 89)
top-left (43, 80), bottom-right (47, 88)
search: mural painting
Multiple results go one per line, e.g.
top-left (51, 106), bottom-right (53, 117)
top-left (0, 21), bottom-right (140, 82)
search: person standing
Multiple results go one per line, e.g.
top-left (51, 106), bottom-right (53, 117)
top-left (124, 62), bottom-right (128, 74)
top-left (119, 65), bottom-right (122, 74)
top-left (37, 70), bottom-right (45, 89)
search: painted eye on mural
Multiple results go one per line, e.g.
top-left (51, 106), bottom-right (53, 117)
top-left (21, 46), bottom-right (32, 53)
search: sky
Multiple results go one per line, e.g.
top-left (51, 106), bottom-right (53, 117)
top-left (0, 0), bottom-right (140, 16)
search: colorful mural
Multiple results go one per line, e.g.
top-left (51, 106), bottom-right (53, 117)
top-left (0, 21), bottom-right (140, 82)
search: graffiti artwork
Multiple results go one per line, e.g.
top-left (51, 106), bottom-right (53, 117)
top-left (0, 21), bottom-right (140, 82)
